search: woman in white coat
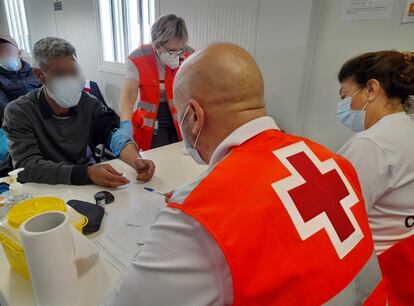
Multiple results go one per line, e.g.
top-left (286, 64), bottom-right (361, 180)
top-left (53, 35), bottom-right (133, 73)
top-left (336, 50), bottom-right (414, 304)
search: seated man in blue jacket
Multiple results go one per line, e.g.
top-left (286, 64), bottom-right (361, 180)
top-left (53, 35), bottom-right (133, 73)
top-left (0, 35), bottom-right (40, 160)
top-left (0, 35), bottom-right (40, 125)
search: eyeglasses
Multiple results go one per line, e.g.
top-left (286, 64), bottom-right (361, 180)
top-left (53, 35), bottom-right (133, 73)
top-left (161, 46), bottom-right (183, 58)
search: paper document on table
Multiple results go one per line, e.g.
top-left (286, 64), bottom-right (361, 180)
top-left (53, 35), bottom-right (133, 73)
top-left (124, 190), bottom-right (165, 227)
top-left (95, 225), bottom-right (142, 274)
top-left (96, 190), bottom-right (165, 273)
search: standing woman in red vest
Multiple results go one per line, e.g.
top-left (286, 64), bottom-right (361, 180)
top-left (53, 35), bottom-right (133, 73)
top-left (110, 15), bottom-right (194, 155)
top-left (336, 51), bottom-right (414, 305)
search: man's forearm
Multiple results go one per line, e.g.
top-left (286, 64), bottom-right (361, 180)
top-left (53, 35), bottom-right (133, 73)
top-left (119, 142), bottom-right (155, 182)
top-left (119, 142), bottom-right (140, 168)
top-left (16, 158), bottom-right (74, 184)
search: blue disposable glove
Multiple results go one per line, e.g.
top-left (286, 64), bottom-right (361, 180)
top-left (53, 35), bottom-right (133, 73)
top-left (110, 120), bottom-right (133, 157)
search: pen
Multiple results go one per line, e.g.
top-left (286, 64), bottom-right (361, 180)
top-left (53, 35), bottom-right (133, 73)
top-left (144, 187), bottom-right (164, 196)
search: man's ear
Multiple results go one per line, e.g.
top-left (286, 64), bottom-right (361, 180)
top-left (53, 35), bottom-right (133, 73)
top-left (17, 49), bottom-right (22, 59)
top-left (188, 99), bottom-right (204, 136)
top-left (33, 68), bottom-right (46, 84)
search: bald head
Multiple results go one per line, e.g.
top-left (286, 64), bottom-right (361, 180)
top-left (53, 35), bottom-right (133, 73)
top-left (174, 43), bottom-right (267, 165)
top-left (174, 43), bottom-right (265, 114)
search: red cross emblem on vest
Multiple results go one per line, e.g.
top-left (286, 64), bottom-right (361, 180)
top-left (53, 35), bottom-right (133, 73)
top-left (272, 141), bottom-right (363, 259)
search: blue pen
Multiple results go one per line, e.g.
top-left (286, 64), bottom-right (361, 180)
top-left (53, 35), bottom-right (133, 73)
top-left (144, 187), bottom-right (164, 196)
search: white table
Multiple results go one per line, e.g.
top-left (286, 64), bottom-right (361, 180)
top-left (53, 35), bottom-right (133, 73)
top-left (0, 142), bottom-right (207, 306)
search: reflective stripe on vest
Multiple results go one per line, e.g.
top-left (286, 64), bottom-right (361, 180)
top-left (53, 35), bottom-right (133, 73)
top-left (143, 117), bottom-right (155, 128)
top-left (138, 100), bottom-right (157, 113)
top-left (129, 45), bottom-right (153, 57)
top-left (325, 251), bottom-right (382, 305)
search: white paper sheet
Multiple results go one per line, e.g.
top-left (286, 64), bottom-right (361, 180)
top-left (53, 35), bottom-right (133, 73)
top-left (71, 226), bottom-right (98, 262)
top-left (124, 190), bottom-right (165, 226)
top-left (95, 225), bottom-right (143, 274)
top-left (342, 0), bottom-right (394, 21)
top-left (96, 190), bottom-right (165, 274)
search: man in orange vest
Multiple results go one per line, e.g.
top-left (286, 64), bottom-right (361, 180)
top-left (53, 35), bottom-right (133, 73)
top-left (111, 14), bottom-right (194, 155)
top-left (104, 43), bottom-right (386, 305)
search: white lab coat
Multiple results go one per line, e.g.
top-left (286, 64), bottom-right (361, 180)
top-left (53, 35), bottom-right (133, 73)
top-left (338, 112), bottom-right (414, 254)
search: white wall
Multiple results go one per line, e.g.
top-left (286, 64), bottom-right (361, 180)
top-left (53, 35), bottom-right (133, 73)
top-left (256, 0), bottom-right (318, 133)
top-left (159, 0), bottom-right (260, 55)
top-left (301, 0), bottom-right (414, 150)
top-left (160, 0), bottom-right (318, 133)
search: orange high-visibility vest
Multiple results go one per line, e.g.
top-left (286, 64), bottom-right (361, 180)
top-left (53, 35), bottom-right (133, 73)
top-left (378, 234), bottom-right (414, 306)
top-left (168, 130), bottom-right (386, 305)
top-left (129, 44), bottom-right (194, 150)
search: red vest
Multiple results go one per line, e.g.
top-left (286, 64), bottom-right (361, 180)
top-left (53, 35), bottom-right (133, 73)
top-left (168, 130), bottom-right (386, 305)
top-left (378, 234), bottom-right (414, 305)
top-left (129, 44), bottom-right (194, 150)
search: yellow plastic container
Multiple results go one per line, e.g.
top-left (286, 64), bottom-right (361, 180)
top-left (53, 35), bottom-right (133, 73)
top-left (0, 197), bottom-right (88, 280)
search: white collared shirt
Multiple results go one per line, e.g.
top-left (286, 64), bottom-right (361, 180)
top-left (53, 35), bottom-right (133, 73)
top-left (103, 116), bottom-right (279, 306)
top-left (338, 112), bottom-right (414, 254)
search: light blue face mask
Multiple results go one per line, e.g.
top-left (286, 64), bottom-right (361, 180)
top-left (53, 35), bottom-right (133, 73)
top-left (336, 89), bottom-right (369, 133)
top-left (0, 57), bottom-right (21, 72)
top-left (179, 105), bottom-right (206, 165)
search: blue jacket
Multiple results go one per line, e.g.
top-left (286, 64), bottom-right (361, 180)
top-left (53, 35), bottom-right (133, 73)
top-left (0, 60), bottom-right (40, 124)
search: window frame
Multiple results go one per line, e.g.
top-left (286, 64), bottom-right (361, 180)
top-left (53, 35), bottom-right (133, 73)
top-left (95, 0), bottom-right (159, 75)
top-left (2, 0), bottom-right (32, 57)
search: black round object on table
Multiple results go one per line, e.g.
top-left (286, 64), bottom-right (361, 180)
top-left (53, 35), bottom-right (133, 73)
top-left (94, 191), bottom-right (115, 205)
top-left (94, 192), bottom-right (106, 207)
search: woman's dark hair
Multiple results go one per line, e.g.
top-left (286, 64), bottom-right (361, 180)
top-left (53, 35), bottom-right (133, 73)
top-left (338, 51), bottom-right (414, 112)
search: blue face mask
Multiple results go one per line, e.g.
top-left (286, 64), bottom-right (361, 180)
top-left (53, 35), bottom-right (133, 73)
top-left (0, 57), bottom-right (21, 72)
top-left (179, 105), bottom-right (206, 165)
top-left (336, 89), bottom-right (369, 133)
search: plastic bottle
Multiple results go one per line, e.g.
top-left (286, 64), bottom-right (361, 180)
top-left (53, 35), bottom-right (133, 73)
top-left (0, 168), bottom-right (32, 218)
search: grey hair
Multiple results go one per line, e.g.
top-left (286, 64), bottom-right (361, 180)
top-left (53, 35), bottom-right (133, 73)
top-left (151, 14), bottom-right (188, 48)
top-left (33, 37), bottom-right (77, 70)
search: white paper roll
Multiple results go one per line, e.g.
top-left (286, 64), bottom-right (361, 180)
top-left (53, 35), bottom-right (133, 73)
top-left (19, 211), bottom-right (79, 306)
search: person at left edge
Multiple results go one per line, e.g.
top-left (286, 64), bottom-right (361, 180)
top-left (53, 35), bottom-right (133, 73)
top-left (111, 14), bottom-right (194, 155)
top-left (3, 37), bottom-right (155, 187)
top-left (0, 34), bottom-right (40, 125)
top-left (0, 35), bottom-right (40, 161)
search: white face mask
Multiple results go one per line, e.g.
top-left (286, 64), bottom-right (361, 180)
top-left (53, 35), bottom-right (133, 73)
top-left (159, 51), bottom-right (180, 69)
top-left (179, 105), bottom-right (206, 165)
top-left (45, 74), bottom-right (86, 109)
